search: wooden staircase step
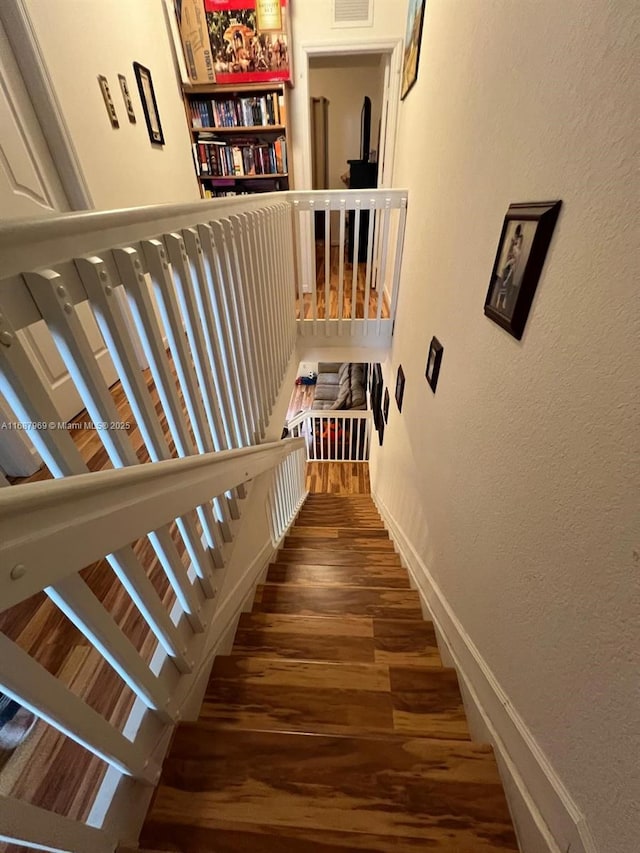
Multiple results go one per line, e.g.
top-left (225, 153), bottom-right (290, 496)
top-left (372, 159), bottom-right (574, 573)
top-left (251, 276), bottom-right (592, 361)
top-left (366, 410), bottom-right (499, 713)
top-left (286, 525), bottom-right (391, 539)
top-left (295, 514), bottom-right (385, 527)
top-left (233, 612), bottom-right (378, 663)
top-left (232, 614), bottom-right (444, 668)
top-left (276, 548), bottom-right (401, 567)
top-left (203, 657), bottom-right (469, 740)
top-left (267, 562), bottom-right (411, 589)
top-left (141, 728), bottom-right (518, 852)
top-left (254, 583), bottom-right (423, 620)
top-left (284, 535), bottom-right (396, 551)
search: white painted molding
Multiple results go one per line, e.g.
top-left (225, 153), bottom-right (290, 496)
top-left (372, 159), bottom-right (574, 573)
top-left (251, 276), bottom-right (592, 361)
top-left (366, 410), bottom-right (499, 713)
top-left (371, 489), bottom-right (599, 853)
top-left (0, 0), bottom-right (93, 210)
top-left (297, 39), bottom-right (403, 191)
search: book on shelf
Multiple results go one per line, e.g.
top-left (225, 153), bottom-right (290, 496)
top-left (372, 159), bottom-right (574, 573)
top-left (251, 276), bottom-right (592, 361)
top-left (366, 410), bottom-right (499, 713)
top-left (192, 134), bottom-right (288, 178)
top-left (189, 92), bottom-right (282, 129)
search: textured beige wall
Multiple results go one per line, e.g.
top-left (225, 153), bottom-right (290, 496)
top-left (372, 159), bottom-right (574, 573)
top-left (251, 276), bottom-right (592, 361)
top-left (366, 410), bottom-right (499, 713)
top-left (25, 0), bottom-right (200, 208)
top-left (370, 2), bottom-right (640, 852)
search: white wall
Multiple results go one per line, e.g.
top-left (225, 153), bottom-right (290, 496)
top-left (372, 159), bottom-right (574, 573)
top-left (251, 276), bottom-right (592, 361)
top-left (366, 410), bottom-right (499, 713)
top-left (370, 2), bottom-right (640, 853)
top-left (309, 55), bottom-right (384, 188)
top-left (24, 0), bottom-right (200, 209)
top-left (289, 0), bottom-right (408, 188)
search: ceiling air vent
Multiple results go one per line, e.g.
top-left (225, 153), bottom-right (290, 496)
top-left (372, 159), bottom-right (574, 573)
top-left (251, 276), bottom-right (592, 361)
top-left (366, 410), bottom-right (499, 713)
top-left (332, 0), bottom-right (374, 28)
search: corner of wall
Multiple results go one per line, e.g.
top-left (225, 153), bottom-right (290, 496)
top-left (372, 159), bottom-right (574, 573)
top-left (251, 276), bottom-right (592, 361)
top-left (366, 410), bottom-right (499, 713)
top-left (371, 488), bottom-right (598, 853)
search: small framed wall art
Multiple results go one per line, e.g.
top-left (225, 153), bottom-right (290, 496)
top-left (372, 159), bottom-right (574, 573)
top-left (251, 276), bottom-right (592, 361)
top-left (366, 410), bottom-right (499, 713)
top-left (484, 200), bottom-right (562, 340)
top-left (383, 388), bottom-right (390, 424)
top-left (133, 62), bottom-right (164, 145)
top-left (425, 337), bottom-right (443, 392)
top-left (97, 75), bottom-right (119, 128)
top-left (118, 74), bottom-right (136, 123)
top-left (395, 365), bottom-right (405, 412)
top-left (401, 0), bottom-right (427, 99)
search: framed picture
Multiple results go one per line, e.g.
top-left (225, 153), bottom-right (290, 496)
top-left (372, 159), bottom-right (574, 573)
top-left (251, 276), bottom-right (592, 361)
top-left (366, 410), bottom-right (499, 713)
top-left (118, 74), bottom-right (136, 123)
top-left (371, 363), bottom-right (383, 431)
top-left (133, 62), bottom-right (164, 145)
top-left (378, 420), bottom-right (385, 446)
top-left (97, 75), bottom-right (119, 128)
top-left (383, 388), bottom-right (390, 424)
top-left (426, 337), bottom-right (443, 392)
top-left (401, 0), bottom-right (427, 99)
top-left (395, 365), bottom-right (405, 412)
top-left (484, 200), bottom-right (562, 340)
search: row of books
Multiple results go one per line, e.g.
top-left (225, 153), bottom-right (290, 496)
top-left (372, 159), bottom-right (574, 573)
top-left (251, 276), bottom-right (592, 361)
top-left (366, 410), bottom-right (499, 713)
top-left (189, 93), bottom-right (285, 129)
top-left (192, 135), bottom-right (288, 178)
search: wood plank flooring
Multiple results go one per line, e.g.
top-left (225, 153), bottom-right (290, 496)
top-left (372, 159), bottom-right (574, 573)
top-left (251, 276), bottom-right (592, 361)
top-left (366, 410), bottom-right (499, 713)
top-left (140, 494), bottom-right (518, 852)
top-left (0, 367), bottom-right (194, 844)
top-left (297, 242), bottom-right (391, 321)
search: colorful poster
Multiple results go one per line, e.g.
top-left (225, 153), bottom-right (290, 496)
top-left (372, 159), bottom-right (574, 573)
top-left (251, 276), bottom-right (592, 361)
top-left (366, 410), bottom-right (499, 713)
top-left (205, 0), bottom-right (290, 85)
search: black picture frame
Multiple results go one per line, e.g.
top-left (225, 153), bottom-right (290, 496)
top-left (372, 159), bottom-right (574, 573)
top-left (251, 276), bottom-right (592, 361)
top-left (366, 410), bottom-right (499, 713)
top-left (383, 388), bottom-right (390, 424)
top-left (395, 365), bottom-right (405, 412)
top-left (401, 0), bottom-right (427, 100)
top-left (371, 363), bottom-right (383, 432)
top-left (133, 62), bottom-right (164, 145)
top-left (426, 337), bottom-right (443, 392)
top-left (484, 200), bottom-right (562, 340)
top-left (378, 419), bottom-right (385, 446)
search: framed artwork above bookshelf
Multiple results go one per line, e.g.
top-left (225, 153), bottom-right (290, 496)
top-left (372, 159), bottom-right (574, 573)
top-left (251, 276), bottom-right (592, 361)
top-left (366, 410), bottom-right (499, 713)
top-left (183, 83), bottom-right (290, 198)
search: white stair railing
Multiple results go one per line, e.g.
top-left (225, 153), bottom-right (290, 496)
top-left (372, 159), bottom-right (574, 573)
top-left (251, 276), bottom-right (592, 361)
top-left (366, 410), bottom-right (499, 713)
top-left (287, 409), bottom-right (373, 462)
top-left (289, 189), bottom-right (408, 343)
top-left (0, 437), bottom-right (305, 852)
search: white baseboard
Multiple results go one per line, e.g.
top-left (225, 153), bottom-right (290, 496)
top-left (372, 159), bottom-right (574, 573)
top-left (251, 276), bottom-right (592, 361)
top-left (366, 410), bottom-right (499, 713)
top-left (372, 490), bottom-right (598, 853)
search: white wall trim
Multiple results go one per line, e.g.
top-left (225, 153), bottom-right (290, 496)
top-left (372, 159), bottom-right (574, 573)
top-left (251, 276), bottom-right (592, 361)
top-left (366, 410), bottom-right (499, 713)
top-left (297, 38), bottom-right (403, 191)
top-left (0, 0), bottom-right (93, 210)
top-left (371, 489), bottom-right (599, 853)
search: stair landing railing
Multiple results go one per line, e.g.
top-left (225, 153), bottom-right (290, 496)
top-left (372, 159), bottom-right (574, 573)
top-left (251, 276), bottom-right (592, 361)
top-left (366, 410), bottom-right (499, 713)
top-left (287, 409), bottom-right (373, 462)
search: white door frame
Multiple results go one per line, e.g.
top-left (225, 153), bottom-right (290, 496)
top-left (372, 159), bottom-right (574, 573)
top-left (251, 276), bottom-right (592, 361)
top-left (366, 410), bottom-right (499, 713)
top-left (297, 38), bottom-right (404, 191)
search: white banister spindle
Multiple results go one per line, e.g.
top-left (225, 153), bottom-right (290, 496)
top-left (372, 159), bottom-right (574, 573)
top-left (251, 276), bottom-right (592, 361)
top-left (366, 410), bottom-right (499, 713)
top-left (113, 246), bottom-right (225, 556)
top-left (376, 200), bottom-right (392, 333)
top-left (197, 223), bottom-right (249, 447)
top-left (183, 228), bottom-right (235, 449)
top-left (0, 793), bottom-right (113, 853)
top-left (364, 199), bottom-right (376, 333)
top-left (236, 213), bottom-right (269, 429)
top-left (227, 215), bottom-right (264, 435)
top-left (324, 201), bottom-right (331, 332)
top-left (0, 634), bottom-right (160, 783)
top-left (219, 219), bottom-right (260, 443)
top-left (389, 196), bottom-right (408, 323)
top-left (250, 209), bottom-right (278, 406)
top-left (143, 238), bottom-right (234, 541)
top-left (308, 204), bottom-right (318, 329)
top-left (264, 207), bottom-right (284, 374)
top-left (247, 210), bottom-right (277, 408)
top-left (337, 202), bottom-right (346, 333)
top-left (166, 233), bottom-right (234, 458)
top-left (292, 201), bottom-right (304, 326)
top-left (76, 255), bottom-right (220, 580)
top-left (24, 269), bottom-right (210, 626)
top-left (0, 314), bottom-right (193, 669)
top-left (209, 220), bottom-right (256, 444)
top-left (351, 202), bottom-right (361, 332)
top-left (47, 574), bottom-right (177, 721)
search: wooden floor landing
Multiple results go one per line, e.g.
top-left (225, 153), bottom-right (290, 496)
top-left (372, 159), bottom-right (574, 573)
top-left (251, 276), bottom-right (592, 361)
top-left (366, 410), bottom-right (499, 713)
top-left (297, 242), bottom-right (390, 321)
top-left (139, 493), bottom-right (518, 852)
